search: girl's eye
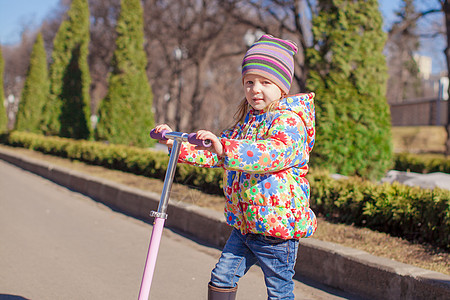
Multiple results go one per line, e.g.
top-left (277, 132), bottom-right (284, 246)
top-left (246, 81), bottom-right (253, 85)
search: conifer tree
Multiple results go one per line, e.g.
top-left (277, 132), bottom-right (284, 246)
top-left (95, 0), bottom-right (154, 147)
top-left (306, 0), bottom-right (393, 180)
top-left (15, 33), bottom-right (49, 133)
top-left (43, 0), bottom-right (91, 139)
top-left (0, 46), bottom-right (7, 132)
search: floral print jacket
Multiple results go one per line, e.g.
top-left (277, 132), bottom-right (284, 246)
top-left (178, 92), bottom-right (317, 240)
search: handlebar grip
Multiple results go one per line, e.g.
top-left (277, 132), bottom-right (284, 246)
top-left (149, 129), bottom-right (168, 140)
top-left (188, 133), bottom-right (212, 147)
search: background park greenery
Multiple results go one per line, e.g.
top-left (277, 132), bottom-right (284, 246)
top-left (0, 0), bottom-right (407, 180)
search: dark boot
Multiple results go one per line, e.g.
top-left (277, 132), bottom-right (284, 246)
top-left (208, 282), bottom-right (238, 300)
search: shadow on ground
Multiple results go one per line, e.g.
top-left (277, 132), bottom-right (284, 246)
top-left (0, 295), bottom-right (29, 300)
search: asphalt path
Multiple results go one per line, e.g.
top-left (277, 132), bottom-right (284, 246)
top-left (0, 160), bottom-right (362, 300)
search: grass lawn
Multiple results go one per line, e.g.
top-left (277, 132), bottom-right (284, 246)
top-left (392, 126), bottom-right (447, 154)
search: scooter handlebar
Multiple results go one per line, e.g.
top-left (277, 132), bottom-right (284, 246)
top-left (149, 129), bottom-right (212, 147)
top-left (188, 133), bottom-right (212, 147)
top-left (149, 129), bottom-right (168, 141)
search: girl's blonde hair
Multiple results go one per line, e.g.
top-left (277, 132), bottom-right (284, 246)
top-left (231, 92), bottom-right (287, 129)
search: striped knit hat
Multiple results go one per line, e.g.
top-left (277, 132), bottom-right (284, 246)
top-left (242, 34), bottom-right (298, 94)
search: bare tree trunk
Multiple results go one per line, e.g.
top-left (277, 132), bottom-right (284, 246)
top-left (189, 61), bottom-right (206, 131)
top-left (293, 0), bottom-right (311, 92)
top-left (397, 49), bottom-right (410, 103)
top-left (174, 66), bottom-right (184, 131)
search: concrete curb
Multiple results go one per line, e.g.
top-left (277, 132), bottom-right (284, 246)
top-left (1, 148), bottom-right (449, 300)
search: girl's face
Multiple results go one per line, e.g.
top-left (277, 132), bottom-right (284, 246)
top-left (244, 74), bottom-right (282, 111)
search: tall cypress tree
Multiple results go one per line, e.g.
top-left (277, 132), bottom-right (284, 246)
top-left (15, 33), bottom-right (49, 133)
top-left (44, 0), bottom-right (91, 139)
top-left (95, 0), bottom-right (154, 147)
top-left (306, 0), bottom-right (393, 180)
top-left (0, 46), bottom-right (7, 132)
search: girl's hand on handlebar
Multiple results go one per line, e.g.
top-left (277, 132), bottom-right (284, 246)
top-left (153, 124), bottom-right (174, 147)
top-left (195, 130), bottom-right (224, 157)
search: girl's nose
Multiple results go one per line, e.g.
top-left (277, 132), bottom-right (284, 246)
top-left (252, 82), bottom-right (262, 93)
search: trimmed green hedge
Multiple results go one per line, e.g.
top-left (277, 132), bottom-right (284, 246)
top-left (394, 153), bottom-right (450, 174)
top-left (1, 131), bottom-right (449, 250)
top-left (308, 171), bottom-right (449, 250)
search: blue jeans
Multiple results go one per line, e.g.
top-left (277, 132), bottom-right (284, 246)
top-left (210, 228), bottom-right (299, 299)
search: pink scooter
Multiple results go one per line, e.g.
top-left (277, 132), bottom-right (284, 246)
top-left (138, 129), bottom-right (211, 300)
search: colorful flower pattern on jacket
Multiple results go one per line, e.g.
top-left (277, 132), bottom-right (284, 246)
top-left (178, 92), bottom-right (317, 239)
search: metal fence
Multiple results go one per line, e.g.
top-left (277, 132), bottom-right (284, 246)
top-left (390, 98), bottom-right (448, 126)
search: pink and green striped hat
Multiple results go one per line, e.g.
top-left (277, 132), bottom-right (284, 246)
top-left (242, 34), bottom-right (298, 94)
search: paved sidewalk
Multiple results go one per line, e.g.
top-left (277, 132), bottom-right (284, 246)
top-left (0, 148), bottom-right (449, 300)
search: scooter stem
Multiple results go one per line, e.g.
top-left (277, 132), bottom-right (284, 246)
top-left (155, 137), bottom-right (183, 217)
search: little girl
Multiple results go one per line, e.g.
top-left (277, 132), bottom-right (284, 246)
top-left (153, 34), bottom-right (317, 300)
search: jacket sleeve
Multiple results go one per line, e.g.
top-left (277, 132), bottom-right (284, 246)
top-left (220, 112), bottom-right (308, 173)
top-left (177, 142), bottom-right (224, 168)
